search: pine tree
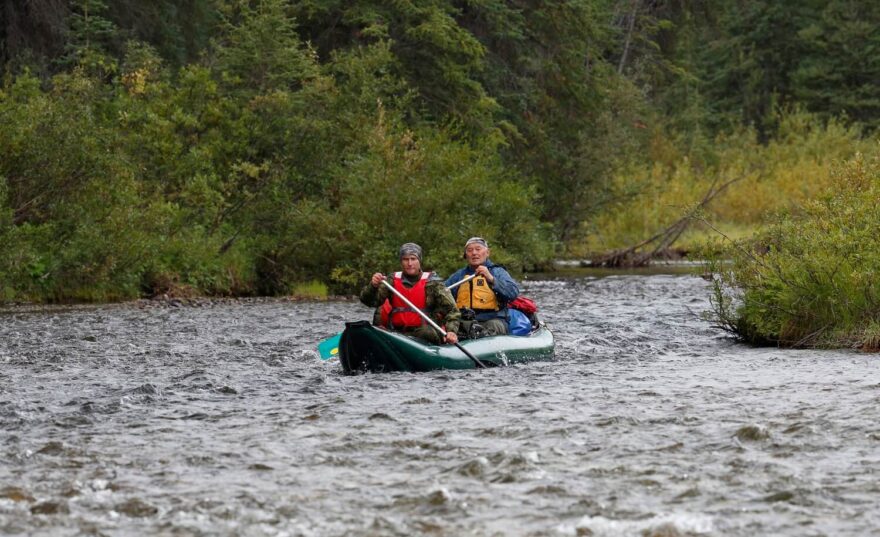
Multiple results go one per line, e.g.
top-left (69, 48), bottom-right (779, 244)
top-left (62, 0), bottom-right (117, 74)
top-left (792, 1), bottom-right (880, 129)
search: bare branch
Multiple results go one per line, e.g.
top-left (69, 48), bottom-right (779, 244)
top-left (591, 171), bottom-right (750, 268)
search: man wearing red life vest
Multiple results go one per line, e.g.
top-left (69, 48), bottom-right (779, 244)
top-left (359, 243), bottom-right (461, 345)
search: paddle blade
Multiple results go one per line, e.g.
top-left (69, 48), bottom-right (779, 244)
top-left (317, 333), bottom-right (342, 360)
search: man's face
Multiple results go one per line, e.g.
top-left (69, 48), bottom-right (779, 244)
top-left (400, 254), bottom-right (421, 276)
top-left (465, 243), bottom-right (490, 268)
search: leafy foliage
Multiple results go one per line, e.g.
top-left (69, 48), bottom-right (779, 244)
top-left (254, 106), bottom-right (552, 294)
top-left (0, 0), bottom-right (552, 301)
top-left (708, 153), bottom-right (880, 349)
top-left (2, 0), bottom-right (880, 310)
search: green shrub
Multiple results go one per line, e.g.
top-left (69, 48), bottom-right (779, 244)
top-left (265, 109), bottom-right (553, 294)
top-left (709, 152), bottom-right (880, 349)
top-left (0, 2), bottom-right (556, 302)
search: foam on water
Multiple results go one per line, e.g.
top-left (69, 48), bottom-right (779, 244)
top-left (562, 511), bottom-right (715, 536)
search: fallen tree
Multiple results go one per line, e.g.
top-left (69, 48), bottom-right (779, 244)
top-left (590, 173), bottom-right (748, 268)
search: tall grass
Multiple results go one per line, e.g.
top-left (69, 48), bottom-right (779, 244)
top-left (574, 109), bottom-right (870, 256)
top-left (290, 281), bottom-right (329, 299)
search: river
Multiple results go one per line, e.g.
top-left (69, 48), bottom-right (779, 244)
top-left (1, 273), bottom-right (878, 536)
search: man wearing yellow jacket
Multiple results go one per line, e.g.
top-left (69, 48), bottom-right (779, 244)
top-left (444, 237), bottom-right (520, 336)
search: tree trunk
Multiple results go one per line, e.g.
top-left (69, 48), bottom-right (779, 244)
top-left (617, 0), bottom-right (640, 74)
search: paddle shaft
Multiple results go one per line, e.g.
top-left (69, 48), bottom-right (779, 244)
top-left (380, 279), bottom-right (487, 369)
top-left (445, 273), bottom-right (475, 291)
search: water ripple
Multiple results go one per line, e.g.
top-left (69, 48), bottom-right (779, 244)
top-left (1, 275), bottom-right (878, 535)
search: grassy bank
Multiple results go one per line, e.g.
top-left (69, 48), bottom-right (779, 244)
top-left (707, 152), bottom-right (880, 350)
top-left (573, 110), bottom-right (872, 258)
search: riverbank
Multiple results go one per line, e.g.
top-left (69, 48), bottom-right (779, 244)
top-left (709, 154), bottom-right (880, 351)
top-left (0, 294), bottom-right (359, 315)
top-left (550, 258), bottom-right (702, 273)
top-left (0, 262), bottom-right (703, 313)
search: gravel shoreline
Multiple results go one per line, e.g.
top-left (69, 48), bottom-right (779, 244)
top-left (0, 294), bottom-right (358, 314)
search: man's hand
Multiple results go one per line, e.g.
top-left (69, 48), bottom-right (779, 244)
top-left (444, 332), bottom-right (459, 344)
top-left (474, 265), bottom-right (494, 284)
top-left (370, 273), bottom-right (387, 288)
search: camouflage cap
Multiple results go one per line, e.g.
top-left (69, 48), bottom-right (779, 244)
top-left (398, 242), bottom-right (422, 261)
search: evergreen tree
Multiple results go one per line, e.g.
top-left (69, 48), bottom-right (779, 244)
top-left (1, 0), bottom-right (69, 76)
top-left (793, 1), bottom-right (880, 129)
top-left (62, 0), bottom-right (118, 74)
top-left (214, 0), bottom-right (318, 93)
top-left (291, 0), bottom-right (495, 132)
top-left (104, 0), bottom-right (217, 67)
top-left (698, 2), bottom-right (816, 138)
top-left (459, 0), bottom-right (649, 242)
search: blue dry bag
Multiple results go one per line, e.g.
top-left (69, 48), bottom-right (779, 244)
top-left (507, 308), bottom-right (532, 336)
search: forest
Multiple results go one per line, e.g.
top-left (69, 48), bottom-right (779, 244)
top-left (2, 1), bottom-right (879, 347)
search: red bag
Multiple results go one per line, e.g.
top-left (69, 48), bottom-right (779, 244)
top-left (508, 296), bottom-right (538, 314)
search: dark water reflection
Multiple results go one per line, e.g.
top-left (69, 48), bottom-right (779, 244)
top-left (1, 275), bottom-right (878, 536)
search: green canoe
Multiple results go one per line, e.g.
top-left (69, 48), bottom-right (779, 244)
top-left (339, 320), bottom-right (555, 373)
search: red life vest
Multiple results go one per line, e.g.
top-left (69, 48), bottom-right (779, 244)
top-left (379, 299), bottom-right (392, 326)
top-left (385, 272), bottom-right (430, 329)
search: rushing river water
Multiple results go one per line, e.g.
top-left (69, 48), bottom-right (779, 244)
top-left (1, 273), bottom-right (879, 536)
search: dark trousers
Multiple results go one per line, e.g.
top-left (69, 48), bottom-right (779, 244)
top-left (481, 318), bottom-right (508, 336)
top-left (458, 317), bottom-right (508, 339)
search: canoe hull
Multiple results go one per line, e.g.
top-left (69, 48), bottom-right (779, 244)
top-left (339, 321), bottom-right (555, 373)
